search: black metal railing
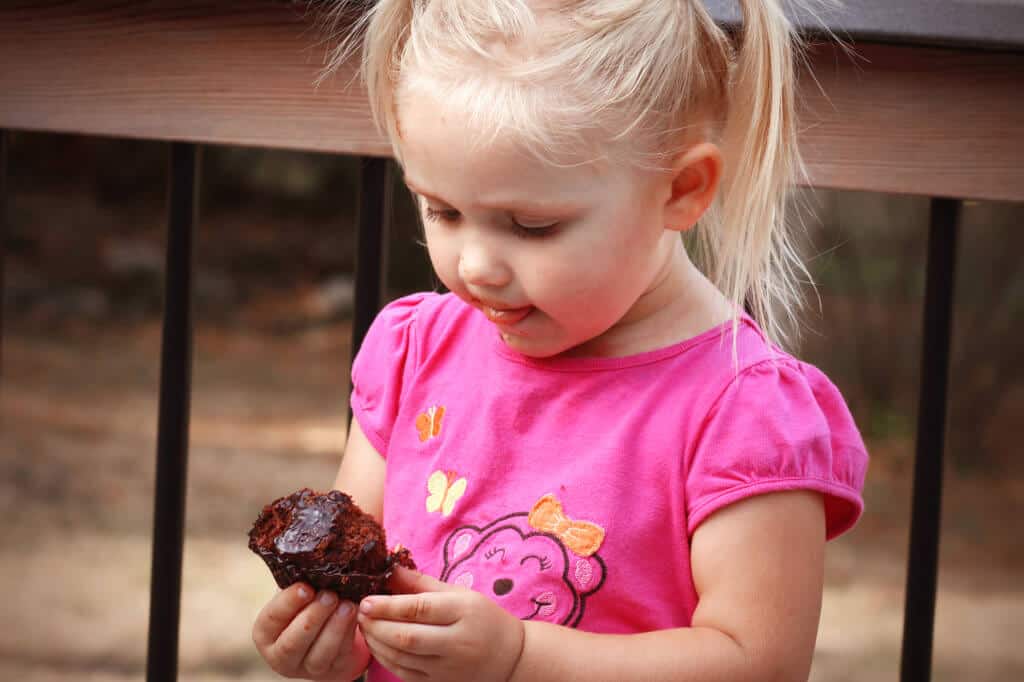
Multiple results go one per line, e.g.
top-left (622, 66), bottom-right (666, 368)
top-left (0, 129), bottom-right (960, 682)
top-left (0, 130), bottom-right (7, 382)
top-left (351, 157), bottom-right (393, 370)
top-left (900, 198), bottom-right (960, 682)
top-left (146, 142), bottom-right (199, 682)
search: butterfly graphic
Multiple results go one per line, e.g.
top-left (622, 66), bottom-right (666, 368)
top-left (415, 405), bottom-right (445, 442)
top-left (426, 470), bottom-right (467, 517)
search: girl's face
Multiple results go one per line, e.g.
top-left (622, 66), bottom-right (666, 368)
top-left (397, 91), bottom-right (684, 358)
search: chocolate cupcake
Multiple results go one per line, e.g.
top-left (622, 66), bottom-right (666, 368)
top-left (248, 488), bottom-right (414, 602)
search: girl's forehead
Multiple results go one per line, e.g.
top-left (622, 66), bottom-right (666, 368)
top-left (395, 86), bottom-right (614, 208)
top-left (395, 64), bottom-right (623, 160)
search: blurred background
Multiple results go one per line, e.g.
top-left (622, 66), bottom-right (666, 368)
top-left (0, 131), bottom-right (1021, 681)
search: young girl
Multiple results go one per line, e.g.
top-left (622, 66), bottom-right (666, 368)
top-left (253, 1), bottom-right (868, 680)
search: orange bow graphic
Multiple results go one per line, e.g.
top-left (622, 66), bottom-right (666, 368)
top-left (527, 494), bottom-right (605, 557)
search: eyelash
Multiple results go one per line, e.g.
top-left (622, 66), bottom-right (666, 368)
top-left (520, 554), bottom-right (552, 571)
top-left (423, 206), bottom-right (557, 239)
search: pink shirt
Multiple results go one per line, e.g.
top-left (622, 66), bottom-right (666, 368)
top-left (352, 293), bottom-right (868, 680)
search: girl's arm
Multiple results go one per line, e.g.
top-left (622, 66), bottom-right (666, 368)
top-left (359, 489), bottom-right (825, 682)
top-left (332, 416), bottom-right (387, 522)
top-left (510, 489), bottom-right (826, 682)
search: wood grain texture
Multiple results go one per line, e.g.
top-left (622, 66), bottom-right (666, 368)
top-left (797, 42), bottom-right (1023, 201)
top-left (0, 1), bottom-right (1021, 200)
top-left (0, 1), bottom-right (386, 156)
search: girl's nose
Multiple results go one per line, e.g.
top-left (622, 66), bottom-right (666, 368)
top-left (458, 240), bottom-right (512, 288)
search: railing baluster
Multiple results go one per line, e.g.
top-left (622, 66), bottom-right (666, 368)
top-left (146, 142), bottom-right (199, 682)
top-left (0, 129), bottom-right (7, 381)
top-left (350, 156), bottom-right (393, 367)
top-left (346, 156), bottom-right (393, 682)
top-left (900, 197), bottom-right (960, 682)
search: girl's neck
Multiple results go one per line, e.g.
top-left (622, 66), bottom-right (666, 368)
top-left (565, 237), bottom-right (733, 358)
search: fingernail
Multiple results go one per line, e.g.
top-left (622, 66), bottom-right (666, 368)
top-left (297, 585), bottom-right (312, 600)
top-left (337, 601), bottom-right (353, 617)
top-left (360, 598), bottom-right (373, 614)
top-left (320, 591), bottom-right (337, 607)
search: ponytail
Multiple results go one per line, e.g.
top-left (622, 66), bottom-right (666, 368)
top-left (696, 0), bottom-right (811, 348)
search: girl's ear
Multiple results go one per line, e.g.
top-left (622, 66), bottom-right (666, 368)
top-left (663, 142), bottom-right (722, 232)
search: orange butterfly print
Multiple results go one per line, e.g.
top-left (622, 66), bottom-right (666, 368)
top-left (415, 405), bottom-right (445, 442)
top-left (426, 470), bottom-right (467, 517)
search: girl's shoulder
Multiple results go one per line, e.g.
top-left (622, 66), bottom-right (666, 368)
top-left (368, 290), bottom-right (448, 324)
top-left (350, 292), bottom-right (477, 455)
top-left (366, 290), bottom-right (476, 355)
top-left (682, 318), bottom-right (869, 540)
top-left (694, 318), bottom-right (865, 454)
top-left (356, 291), bottom-right (480, 376)
top-left (372, 290), bottom-right (471, 330)
top-left (680, 315), bottom-right (837, 395)
top-left (718, 319), bottom-right (855, 418)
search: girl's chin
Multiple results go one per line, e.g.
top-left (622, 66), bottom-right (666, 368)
top-left (498, 331), bottom-right (571, 359)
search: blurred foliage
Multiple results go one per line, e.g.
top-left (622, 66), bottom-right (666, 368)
top-left (797, 189), bottom-right (1024, 475)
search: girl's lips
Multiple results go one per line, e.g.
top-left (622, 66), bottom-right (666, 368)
top-left (482, 305), bottom-right (533, 327)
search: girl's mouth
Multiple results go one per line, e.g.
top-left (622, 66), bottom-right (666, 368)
top-left (483, 305), bottom-right (533, 327)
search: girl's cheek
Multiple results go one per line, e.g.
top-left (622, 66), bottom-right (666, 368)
top-left (425, 239), bottom-right (455, 276)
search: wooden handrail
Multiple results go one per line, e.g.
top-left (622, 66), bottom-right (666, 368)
top-left (1, 1), bottom-right (1021, 201)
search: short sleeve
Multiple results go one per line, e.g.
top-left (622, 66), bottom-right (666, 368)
top-left (685, 359), bottom-right (869, 540)
top-left (350, 293), bottom-right (429, 458)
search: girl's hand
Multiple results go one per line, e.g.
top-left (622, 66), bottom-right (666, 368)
top-left (252, 582), bottom-right (371, 680)
top-left (358, 567), bottom-right (525, 682)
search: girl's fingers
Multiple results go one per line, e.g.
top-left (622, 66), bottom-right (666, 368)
top-left (252, 583), bottom-right (316, 650)
top-left (358, 615), bottom-right (449, 656)
top-left (302, 600), bottom-right (358, 677)
top-left (359, 592), bottom-right (460, 626)
top-left (388, 565), bottom-right (456, 594)
top-left (362, 630), bottom-right (434, 682)
top-left (268, 590), bottom-right (341, 672)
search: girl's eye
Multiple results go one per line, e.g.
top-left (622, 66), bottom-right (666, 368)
top-left (424, 206), bottom-right (461, 223)
top-left (511, 217), bottom-right (559, 239)
top-left (513, 215), bottom-right (558, 229)
top-left (424, 205), bottom-right (557, 238)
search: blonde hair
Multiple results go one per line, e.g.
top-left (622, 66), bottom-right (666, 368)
top-left (315, 0), bottom-right (828, 347)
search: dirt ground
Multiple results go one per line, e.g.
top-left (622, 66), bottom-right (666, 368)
top-left (2, 316), bottom-right (1022, 682)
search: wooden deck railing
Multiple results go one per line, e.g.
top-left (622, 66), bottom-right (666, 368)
top-left (1, 3), bottom-right (1022, 682)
